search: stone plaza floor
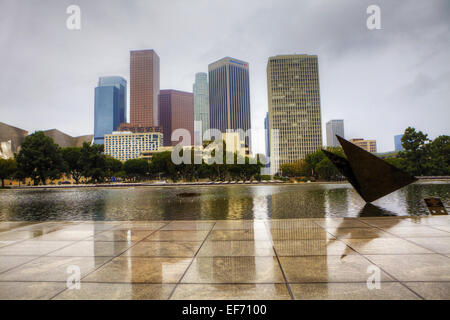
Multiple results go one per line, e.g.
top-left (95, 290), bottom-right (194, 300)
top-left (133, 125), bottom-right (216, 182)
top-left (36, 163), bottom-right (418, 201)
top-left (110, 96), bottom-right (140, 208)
top-left (0, 216), bottom-right (449, 300)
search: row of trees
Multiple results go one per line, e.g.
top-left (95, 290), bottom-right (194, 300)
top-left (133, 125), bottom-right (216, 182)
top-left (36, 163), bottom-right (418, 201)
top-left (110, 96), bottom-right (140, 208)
top-left (0, 131), bottom-right (264, 186)
top-left (280, 127), bottom-right (449, 181)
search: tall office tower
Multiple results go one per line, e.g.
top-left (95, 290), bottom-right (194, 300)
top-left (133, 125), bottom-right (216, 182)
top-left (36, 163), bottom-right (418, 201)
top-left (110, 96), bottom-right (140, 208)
top-left (264, 112), bottom-right (270, 160)
top-left (394, 134), bottom-right (404, 151)
top-left (94, 76), bottom-right (127, 145)
top-left (326, 119), bottom-right (344, 147)
top-left (98, 76), bottom-right (127, 124)
top-left (159, 90), bottom-right (194, 146)
top-left (208, 57), bottom-right (251, 150)
top-left (130, 49), bottom-right (160, 127)
top-left (267, 54), bottom-right (323, 173)
top-left (193, 72), bottom-right (210, 144)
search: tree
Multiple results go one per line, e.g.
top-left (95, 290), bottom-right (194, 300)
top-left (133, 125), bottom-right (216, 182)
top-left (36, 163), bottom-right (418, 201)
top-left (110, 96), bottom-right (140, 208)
top-left (399, 127), bottom-right (429, 176)
top-left (123, 159), bottom-right (148, 181)
top-left (61, 147), bottom-right (83, 184)
top-left (280, 160), bottom-right (308, 177)
top-left (425, 135), bottom-right (450, 175)
top-left (79, 143), bottom-right (106, 183)
top-left (0, 158), bottom-right (17, 187)
top-left (304, 147), bottom-right (344, 179)
top-left (15, 131), bottom-right (64, 185)
top-left (105, 156), bottom-right (123, 181)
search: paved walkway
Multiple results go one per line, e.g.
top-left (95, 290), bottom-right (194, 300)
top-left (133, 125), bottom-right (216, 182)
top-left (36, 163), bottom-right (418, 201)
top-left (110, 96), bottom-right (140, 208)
top-left (0, 216), bottom-right (449, 300)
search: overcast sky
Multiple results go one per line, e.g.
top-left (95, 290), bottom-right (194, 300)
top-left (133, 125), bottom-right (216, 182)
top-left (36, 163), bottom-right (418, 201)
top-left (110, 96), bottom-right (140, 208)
top-left (0, 0), bottom-right (449, 153)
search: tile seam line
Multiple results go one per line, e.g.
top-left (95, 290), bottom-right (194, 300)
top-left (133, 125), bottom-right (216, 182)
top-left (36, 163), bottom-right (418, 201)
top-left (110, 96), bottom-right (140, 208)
top-left (352, 219), bottom-right (428, 300)
top-left (48, 222), bottom-right (170, 300)
top-left (0, 224), bottom-right (108, 277)
top-left (167, 222), bottom-right (217, 300)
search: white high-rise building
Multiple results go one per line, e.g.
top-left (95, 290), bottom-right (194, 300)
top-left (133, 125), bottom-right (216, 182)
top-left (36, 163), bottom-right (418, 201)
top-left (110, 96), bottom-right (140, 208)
top-left (193, 72), bottom-right (209, 144)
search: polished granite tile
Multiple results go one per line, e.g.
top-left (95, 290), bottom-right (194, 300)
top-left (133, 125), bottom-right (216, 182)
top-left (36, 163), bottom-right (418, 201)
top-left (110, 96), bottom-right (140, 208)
top-left (361, 218), bottom-right (420, 228)
top-left (53, 283), bottom-right (175, 300)
top-left (273, 239), bottom-right (356, 256)
top-left (171, 284), bottom-right (291, 300)
top-left (87, 230), bottom-right (154, 242)
top-left (48, 241), bottom-right (132, 257)
top-left (0, 240), bottom-right (74, 256)
top-left (266, 219), bottom-right (319, 229)
top-left (83, 256), bottom-right (192, 283)
top-left (268, 228), bottom-right (335, 240)
top-left (181, 257), bottom-right (285, 283)
top-left (383, 226), bottom-right (450, 238)
top-left (403, 237), bottom-right (450, 254)
top-left (0, 230), bottom-right (51, 241)
top-left (113, 221), bottom-right (168, 230)
top-left (0, 241), bottom-right (16, 248)
top-left (342, 238), bottom-right (433, 255)
top-left (0, 256), bottom-right (111, 281)
top-left (290, 282), bottom-right (420, 300)
top-left (161, 221), bottom-right (215, 231)
top-left (403, 282), bottom-right (450, 300)
top-left (31, 230), bottom-right (100, 241)
top-left (0, 221), bottom-right (38, 233)
top-left (0, 255), bottom-right (39, 273)
top-left (208, 230), bottom-right (270, 241)
top-left (59, 222), bottom-right (119, 231)
top-left (314, 219), bottom-right (369, 228)
top-left (279, 255), bottom-right (394, 283)
top-left (198, 241), bottom-right (275, 257)
top-left (326, 227), bottom-right (396, 239)
top-left (0, 282), bottom-right (66, 300)
top-left (365, 254), bottom-right (450, 281)
top-left (433, 226), bottom-right (450, 233)
top-left (145, 230), bottom-right (210, 241)
top-left (122, 241), bottom-right (202, 257)
top-left (408, 216), bottom-right (450, 226)
top-left (213, 220), bottom-right (267, 230)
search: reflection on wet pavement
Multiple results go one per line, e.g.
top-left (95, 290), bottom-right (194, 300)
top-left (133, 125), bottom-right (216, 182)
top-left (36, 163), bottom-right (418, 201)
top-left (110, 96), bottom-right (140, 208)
top-left (0, 216), bottom-right (449, 300)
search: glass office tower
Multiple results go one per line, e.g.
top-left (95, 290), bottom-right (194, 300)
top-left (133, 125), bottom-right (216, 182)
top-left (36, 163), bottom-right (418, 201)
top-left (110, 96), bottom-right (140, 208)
top-left (193, 72), bottom-right (209, 144)
top-left (94, 76), bottom-right (127, 145)
top-left (208, 57), bottom-right (251, 150)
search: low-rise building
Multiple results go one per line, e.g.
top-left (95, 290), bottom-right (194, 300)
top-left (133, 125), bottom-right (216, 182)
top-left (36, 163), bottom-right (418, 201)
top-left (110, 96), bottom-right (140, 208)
top-left (349, 138), bottom-right (377, 153)
top-left (104, 131), bottom-right (163, 161)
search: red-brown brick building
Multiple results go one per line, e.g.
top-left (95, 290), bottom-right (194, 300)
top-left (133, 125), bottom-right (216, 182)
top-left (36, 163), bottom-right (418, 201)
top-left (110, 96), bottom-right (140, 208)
top-left (159, 90), bottom-right (194, 146)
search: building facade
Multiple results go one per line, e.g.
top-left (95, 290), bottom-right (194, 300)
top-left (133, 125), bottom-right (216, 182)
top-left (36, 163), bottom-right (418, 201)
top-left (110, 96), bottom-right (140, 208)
top-left (267, 54), bottom-right (323, 173)
top-left (193, 72), bottom-right (209, 144)
top-left (326, 120), bottom-right (344, 147)
top-left (264, 112), bottom-right (270, 161)
top-left (349, 138), bottom-right (377, 153)
top-left (94, 76), bottom-right (127, 145)
top-left (394, 134), bottom-right (404, 151)
top-left (130, 49), bottom-right (160, 127)
top-left (159, 90), bottom-right (194, 146)
top-left (208, 57), bottom-right (251, 150)
top-left (98, 76), bottom-right (127, 124)
top-left (104, 131), bottom-right (163, 161)
top-left (117, 123), bottom-right (162, 134)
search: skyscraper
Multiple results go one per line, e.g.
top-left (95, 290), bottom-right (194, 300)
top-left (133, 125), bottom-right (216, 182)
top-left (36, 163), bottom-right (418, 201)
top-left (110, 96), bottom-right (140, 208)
top-left (93, 76), bottom-right (127, 145)
top-left (193, 72), bottom-right (209, 144)
top-left (326, 120), bottom-right (344, 147)
top-left (208, 57), bottom-right (251, 150)
top-left (159, 90), bottom-right (194, 146)
top-left (349, 138), bottom-right (377, 153)
top-left (267, 54), bottom-right (322, 173)
top-left (130, 49), bottom-right (160, 127)
top-left (264, 112), bottom-right (270, 161)
top-left (394, 134), bottom-right (404, 151)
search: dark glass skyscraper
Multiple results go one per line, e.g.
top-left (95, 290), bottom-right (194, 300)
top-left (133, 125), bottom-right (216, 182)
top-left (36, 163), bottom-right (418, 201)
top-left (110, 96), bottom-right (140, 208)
top-left (94, 76), bottom-right (127, 145)
top-left (208, 57), bottom-right (251, 150)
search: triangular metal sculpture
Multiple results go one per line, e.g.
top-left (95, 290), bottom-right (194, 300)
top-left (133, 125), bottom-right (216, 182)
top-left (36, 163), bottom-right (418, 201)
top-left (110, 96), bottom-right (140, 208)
top-left (323, 135), bottom-right (418, 203)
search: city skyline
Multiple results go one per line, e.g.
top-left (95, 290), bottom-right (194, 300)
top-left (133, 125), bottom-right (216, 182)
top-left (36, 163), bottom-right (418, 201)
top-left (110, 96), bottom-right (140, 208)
top-left (1, 0), bottom-right (449, 154)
